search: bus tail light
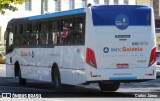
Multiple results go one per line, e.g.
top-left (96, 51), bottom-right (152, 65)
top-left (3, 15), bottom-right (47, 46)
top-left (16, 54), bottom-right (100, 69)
top-left (86, 48), bottom-right (97, 68)
top-left (148, 47), bottom-right (156, 67)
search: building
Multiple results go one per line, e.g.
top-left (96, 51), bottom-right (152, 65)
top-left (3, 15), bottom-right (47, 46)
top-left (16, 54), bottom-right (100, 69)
top-left (136, 0), bottom-right (153, 7)
top-left (136, 0), bottom-right (160, 25)
top-left (0, 0), bottom-right (136, 47)
top-left (136, 0), bottom-right (160, 50)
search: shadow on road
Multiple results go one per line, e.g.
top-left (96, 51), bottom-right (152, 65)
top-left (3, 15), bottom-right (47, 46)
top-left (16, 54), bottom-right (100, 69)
top-left (0, 77), bottom-right (136, 97)
top-left (0, 77), bottom-right (99, 92)
top-left (0, 77), bottom-right (160, 98)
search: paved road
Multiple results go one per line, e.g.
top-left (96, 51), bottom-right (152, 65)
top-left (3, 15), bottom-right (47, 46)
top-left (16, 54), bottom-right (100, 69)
top-left (0, 64), bottom-right (160, 99)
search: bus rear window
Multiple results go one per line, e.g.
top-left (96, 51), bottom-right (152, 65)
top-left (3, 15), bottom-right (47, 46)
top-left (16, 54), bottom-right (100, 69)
top-left (92, 5), bottom-right (151, 26)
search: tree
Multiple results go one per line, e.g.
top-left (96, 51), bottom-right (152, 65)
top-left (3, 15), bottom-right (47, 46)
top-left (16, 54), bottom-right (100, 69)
top-left (0, 0), bottom-right (24, 15)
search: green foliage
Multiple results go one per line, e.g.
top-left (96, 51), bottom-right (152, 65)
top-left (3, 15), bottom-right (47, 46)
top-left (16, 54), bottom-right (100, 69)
top-left (0, 0), bottom-right (24, 15)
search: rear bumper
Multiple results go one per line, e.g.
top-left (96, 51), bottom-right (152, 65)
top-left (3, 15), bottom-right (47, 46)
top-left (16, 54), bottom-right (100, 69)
top-left (85, 65), bottom-right (156, 82)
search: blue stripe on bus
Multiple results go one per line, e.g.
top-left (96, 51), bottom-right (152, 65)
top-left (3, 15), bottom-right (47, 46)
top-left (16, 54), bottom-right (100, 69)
top-left (109, 76), bottom-right (137, 80)
top-left (29, 8), bottom-right (85, 20)
top-left (92, 5), bottom-right (151, 26)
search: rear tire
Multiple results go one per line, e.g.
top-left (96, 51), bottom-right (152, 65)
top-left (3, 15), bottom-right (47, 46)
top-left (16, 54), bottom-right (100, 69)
top-left (99, 82), bottom-right (120, 92)
top-left (51, 65), bottom-right (75, 90)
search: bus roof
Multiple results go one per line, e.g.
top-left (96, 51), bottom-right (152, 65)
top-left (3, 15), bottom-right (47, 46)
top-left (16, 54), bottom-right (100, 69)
top-left (8, 5), bottom-right (151, 24)
top-left (9, 8), bottom-right (85, 23)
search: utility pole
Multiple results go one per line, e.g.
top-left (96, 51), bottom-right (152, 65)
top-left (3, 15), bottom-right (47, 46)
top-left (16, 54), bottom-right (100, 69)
top-left (41, 0), bottom-right (44, 14)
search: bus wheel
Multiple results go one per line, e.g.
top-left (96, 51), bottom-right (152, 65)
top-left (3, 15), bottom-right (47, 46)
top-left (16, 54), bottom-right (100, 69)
top-left (18, 68), bottom-right (26, 86)
top-left (99, 82), bottom-right (120, 92)
top-left (52, 66), bottom-right (61, 89)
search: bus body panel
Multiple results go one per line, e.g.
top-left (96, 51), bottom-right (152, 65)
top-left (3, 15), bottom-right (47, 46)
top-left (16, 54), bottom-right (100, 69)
top-left (6, 64), bottom-right (15, 77)
top-left (84, 6), bottom-right (156, 81)
top-left (6, 46), bottom-right (86, 84)
top-left (94, 26), bottom-right (152, 68)
top-left (58, 46), bottom-right (86, 84)
top-left (6, 48), bottom-right (30, 78)
top-left (5, 5), bottom-right (156, 87)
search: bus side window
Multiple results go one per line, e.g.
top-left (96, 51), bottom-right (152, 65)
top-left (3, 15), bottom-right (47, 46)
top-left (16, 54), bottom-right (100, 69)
top-left (51, 32), bottom-right (57, 44)
top-left (22, 24), bottom-right (30, 45)
top-left (49, 20), bottom-right (60, 45)
top-left (14, 25), bottom-right (20, 47)
top-left (40, 21), bottom-right (49, 45)
top-left (59, 18), bottom-right (72, 44)
top-left (71, 17), bottom-right (84, 44)
top-left (30, 23), bottom-right (39, 45)
top-left (18, 24), bottom-right (24, 45)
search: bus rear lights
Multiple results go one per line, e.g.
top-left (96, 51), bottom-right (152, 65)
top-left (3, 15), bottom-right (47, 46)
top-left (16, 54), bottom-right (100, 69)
top-left (148, 47), bottom-right (156, 67)
top-left (86, 48), bottom-right (97, 68)
top-left (117, 64), bottom-right (129, 68)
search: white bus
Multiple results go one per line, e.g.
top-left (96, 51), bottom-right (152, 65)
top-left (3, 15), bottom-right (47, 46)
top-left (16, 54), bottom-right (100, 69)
top-left (5, 5), bottom-right (156, 91)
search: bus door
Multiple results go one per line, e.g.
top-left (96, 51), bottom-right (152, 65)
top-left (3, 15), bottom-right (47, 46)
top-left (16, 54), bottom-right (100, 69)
top-left (5, 26), bottom-right (15, 77)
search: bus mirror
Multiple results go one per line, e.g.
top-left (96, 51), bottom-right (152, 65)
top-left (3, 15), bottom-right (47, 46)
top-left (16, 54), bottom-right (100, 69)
top-left (4, 31), bottom-right (8, 40)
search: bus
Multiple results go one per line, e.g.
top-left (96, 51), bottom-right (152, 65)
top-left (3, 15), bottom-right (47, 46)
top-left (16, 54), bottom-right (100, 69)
top-left (5, 5), bottom-right (156, 91)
